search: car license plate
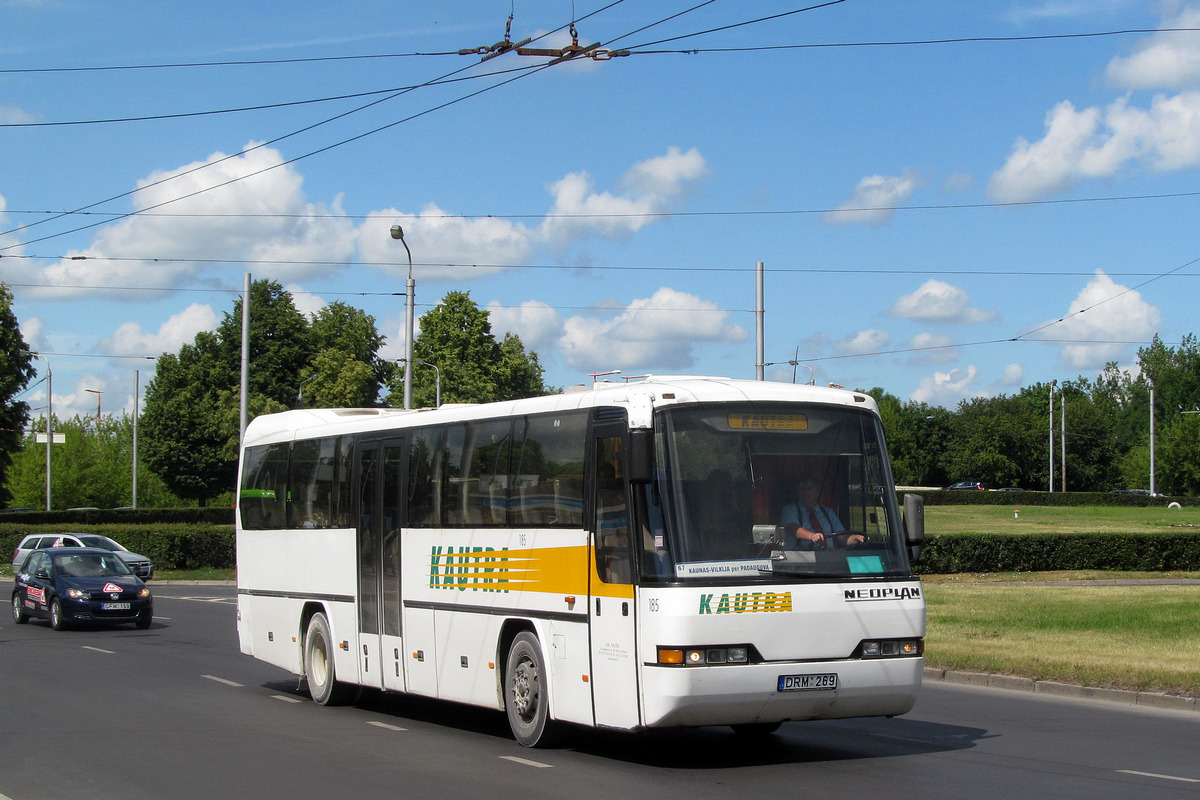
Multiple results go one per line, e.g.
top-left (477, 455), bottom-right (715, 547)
top-left (778, 672), bottom-right (838, 692)
top-left (102, 602), bottom-right (131, 610)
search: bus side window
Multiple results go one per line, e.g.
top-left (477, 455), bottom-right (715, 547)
top-left (594, 436), bottom-right (631, 584)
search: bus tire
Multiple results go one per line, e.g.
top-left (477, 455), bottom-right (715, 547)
top-left (304, 613), bottom-right (352, 706)
top-left (505, 631), bottom-right (559, 748)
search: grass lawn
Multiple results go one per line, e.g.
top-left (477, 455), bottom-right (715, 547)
top-left (922, 578), bottom-right (1200, 695)
top-left (925, 503), bottom-right (1200, 535)
top-left (921, 506), bottom-right (1200, 695)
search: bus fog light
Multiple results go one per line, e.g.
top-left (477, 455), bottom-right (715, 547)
top-left (686, 649), bottom-right (705, 665)
top-left (900, 640), bottom-right (921, 655)
top-left (706, 648), bottom-right (727, 664)
top-left (658, 648), bottom-right (684, 665)
top-left (881, 641), bottom-right (900, 656)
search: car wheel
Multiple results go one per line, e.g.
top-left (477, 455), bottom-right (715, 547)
top-left (136, 608), bottom-right (153, 629)
top-left (303, 612), bottom-right (353, 705)
top-left (49, 597), bottom-right (69, 631)
top-left (504, 631), bottom-right (560, 747)
top-left (12, 593), bottom-right (28, 624)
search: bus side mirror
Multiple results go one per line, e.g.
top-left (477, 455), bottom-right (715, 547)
top-left (627, 429), bottom-right (654, 484)
top-left (903, 493), bottom-right (924, 564)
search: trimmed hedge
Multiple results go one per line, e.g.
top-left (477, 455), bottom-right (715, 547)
top-left (2, 523), bottom-right (234, 572)
top-left (915, 490), bottom-right (1194, 508)
top-left (916, 531), bottom-right (1200, 573)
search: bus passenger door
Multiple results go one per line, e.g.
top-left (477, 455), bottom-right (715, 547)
top-left (589, 430), bottom-right (641, 730)
top-left (357, 438), bottom-right (406, 693)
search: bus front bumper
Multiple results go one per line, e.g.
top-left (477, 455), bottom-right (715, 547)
top-left (639, 656), bottom-right (924, 729)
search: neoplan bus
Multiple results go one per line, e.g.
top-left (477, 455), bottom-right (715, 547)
top-left (235, 376), bottom-right (926, 747)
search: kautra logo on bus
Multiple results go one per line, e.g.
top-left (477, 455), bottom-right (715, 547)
top-left (698, 591), bottom-right (792, 614)
top-left (428, 546), bottom-right (510, 593)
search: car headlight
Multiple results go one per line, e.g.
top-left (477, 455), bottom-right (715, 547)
top-left (138, 588), bottom-right (151, 599)
top-left (67, 587), bottom-right (90, 599)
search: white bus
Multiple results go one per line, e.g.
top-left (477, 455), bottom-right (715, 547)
top-left (235, 376), bottom-right (926, 747)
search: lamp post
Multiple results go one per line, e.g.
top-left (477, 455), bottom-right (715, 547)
top-left (415, 359), bottom-right (441, 408)
top-left (1048, 380), bottom-right (1056, 493)
top-left (31, 353), bottom-right (52, 510)
top-left (84, 388), bottom-right (103, 424)
top-left (390, 224), bottom-right (415, 410)
top-left (296, 374), bottom-right (318, 409)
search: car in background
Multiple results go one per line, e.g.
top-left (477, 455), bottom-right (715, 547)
top-left (10, 533), bottom-right (154, 579)
top-left (944, 481), bottom-right (987, 491)
top-left (12, 547), bottom-right (153, 630)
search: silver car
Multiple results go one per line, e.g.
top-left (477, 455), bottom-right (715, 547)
top-left (10, 533), bottom-right (154, 579)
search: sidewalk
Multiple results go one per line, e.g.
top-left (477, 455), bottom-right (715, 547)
top-left (923, 666), bottom-right (1199, 713)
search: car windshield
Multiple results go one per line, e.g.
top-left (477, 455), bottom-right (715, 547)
top-left (78, 535), bottom-right (123, 551)
top-left (53, 552), bottom-right (132, 578)
top-left (641, 402), bottom-right (913, 582)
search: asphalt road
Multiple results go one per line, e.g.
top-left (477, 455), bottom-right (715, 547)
top-left (3, 583), bottom-right (1199, 800)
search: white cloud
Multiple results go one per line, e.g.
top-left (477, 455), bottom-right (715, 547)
top-left (32, 143), bottom-right (357, 297)
top-left (358, 147), bottom-right (709, 277)
top-left (890, 279), bottom-right (997, 323)
top-left (486, 300), bottom-right (564, 354)
top-left (0, 105), bottom-right (35, 124)
top-left (834, 328), bottom-right (889, 356)
top-left (1043, 269), bottom-right (1160, 369)
top-left (906, 332), bottom-right (958, 365)
top-left (359, 205), bottom-right (534, 282)
top-left (96, 303), bottom-right (219, 357)
top-left (823, 170), bottom-right (921, 226)
top-left (910, 365), bottom-right (981, 405)
top-left (1107, 5), bottom-right (1200, 88)
top-left (989, 92), bottom-right (1200, 201)
top-left (539, 147), bottom-right (709, 252)
top-left (558, 287), bottom-right (746, 372)
top-left (1000, 362), bottom-right (1025, 385)
top-left (287, 285), bottom-right (327, 318)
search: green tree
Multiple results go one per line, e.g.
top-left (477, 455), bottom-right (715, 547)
top-left (0, 283), bottom-right (35, 508)
top-left (218, 280), bottom-right (314, 407)
top-left (141, 331), bottom-right (237, 505)
top-left (302, 301), bottom-right (392, 408)
top-left (388, 291), bottom-right (548, 406)
top-left (6, 414), bottom-right (182, 508)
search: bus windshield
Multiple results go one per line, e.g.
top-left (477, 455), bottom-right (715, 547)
top-left (646, 403), bottom-right (911, 582)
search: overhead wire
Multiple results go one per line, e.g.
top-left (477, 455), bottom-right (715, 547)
top-left (0, 0), bottom-right (641, 250)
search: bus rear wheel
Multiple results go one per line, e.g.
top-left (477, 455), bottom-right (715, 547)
top-left (304, 612), bottom-right (353, 706)
top-left (504, 632), bottom-right (560, 748)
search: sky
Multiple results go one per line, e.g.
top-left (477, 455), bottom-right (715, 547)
top-left (3, 0), bottom-right (1200, 423)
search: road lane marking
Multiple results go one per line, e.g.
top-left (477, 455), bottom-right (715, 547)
top-left (272, 695), bottom-right (303, 704)
top-left (202, 674), bottom-right (244, 687)
top-left (1117, 770), bottom-right (1200, 783)
top-left (82, 646), bottom-right (116, 654)
top-left (500, 756), bottom-right (552, 768)
top-left (366, 721), bottom-right (407, 731)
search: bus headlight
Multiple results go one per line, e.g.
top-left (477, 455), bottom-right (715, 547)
top-left (859, 638), bottom-right (922, 658)
top-left (658, 645), bottom-right (753, 666)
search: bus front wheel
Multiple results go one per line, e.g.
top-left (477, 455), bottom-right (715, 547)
top-left (505, 632), bottom-right (560, 747)
top-left (304, 613), bottom-right (353, 706)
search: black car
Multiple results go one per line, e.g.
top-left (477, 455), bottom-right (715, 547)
top-left (12, 547), bottom-right (153, 631)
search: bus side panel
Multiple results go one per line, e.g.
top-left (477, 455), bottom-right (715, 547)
top-left (402, 527), bottom-right (594, 723)
top-left (237, 528), bottom-right (359, 681)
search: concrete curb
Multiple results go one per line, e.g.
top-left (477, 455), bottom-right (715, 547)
top-left (924, 667), bottom-right (1198, 713)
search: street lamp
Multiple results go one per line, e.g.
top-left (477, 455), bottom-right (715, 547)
top-left (296, 374), bottom-right (318, 409)
top-left (29, 353), bottom-right (52, 510)
top-left (415, 359), bottom-right (441, 408)
top-left (84, 388), bottom-right (103, 424)
top-left (390, 223), bottom-right (415, 411)
top-left (1048, 380), bottom-right (1056, 493)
